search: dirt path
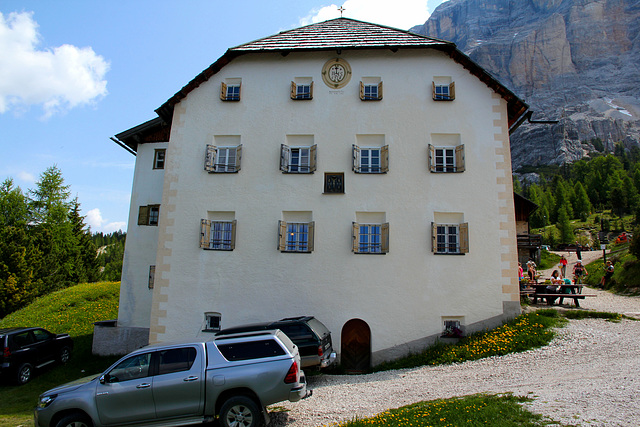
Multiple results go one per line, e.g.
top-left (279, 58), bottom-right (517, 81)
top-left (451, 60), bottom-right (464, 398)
top-left (538, 249), bottom-right (605, 280)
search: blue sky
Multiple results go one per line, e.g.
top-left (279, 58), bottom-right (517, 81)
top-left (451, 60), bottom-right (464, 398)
top-left (0, 0), bottom-right (445, 233)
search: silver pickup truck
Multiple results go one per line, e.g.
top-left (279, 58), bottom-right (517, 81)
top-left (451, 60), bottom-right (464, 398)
top-left (34, 330), bottom-right (310, 427)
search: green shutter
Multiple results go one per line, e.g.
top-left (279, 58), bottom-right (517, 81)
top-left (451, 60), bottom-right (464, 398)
top-left (230, 220), bottom-right (237, 250)
top-left (308, 221), bottom-right (315, 252)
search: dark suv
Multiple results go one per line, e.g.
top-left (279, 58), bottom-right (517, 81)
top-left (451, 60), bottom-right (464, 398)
top-left (216, 316), bottom-right (336, 369)
top-left (0, 327), bottom-right (73, 385)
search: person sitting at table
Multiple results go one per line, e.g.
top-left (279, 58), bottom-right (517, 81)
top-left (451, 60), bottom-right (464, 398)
top-left (543, 270), bottom-right (563, 303)
top-left (526, 259), bottom-right (537, 281)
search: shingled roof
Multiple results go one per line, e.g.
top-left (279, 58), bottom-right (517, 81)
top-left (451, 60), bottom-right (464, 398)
top-left (153, 18), bottom-right (528, 131)
top-left (231, 18), bottom-right (451, 51)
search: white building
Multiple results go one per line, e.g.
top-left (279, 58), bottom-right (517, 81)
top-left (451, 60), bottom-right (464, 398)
top-left (107, 18), bottom-right (529, 369)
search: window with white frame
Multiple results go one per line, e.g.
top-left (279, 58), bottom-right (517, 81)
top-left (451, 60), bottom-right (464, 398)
top-left (291, 80), bottom-right (313, 100)
top-left (432, 79), bottom-right (455, 101)
top-left (203, 312), bottom-right (221, 332)
top-left (352, 145), bottom-right (389, 173)
top-left (431, 222), bottom-right (469, 254)
top-left (200, 219), bottom-right (236, 250)
top-left (353, 222), bottom-right (389, 254)
top-left (359, 79), bottom-right (383, 101)
top-left (442, 318), bottom-right (464, 337)
top-left (220, 80), bottom-right (241, 101)
top-left (428, 144), bottom-right (464, 173)
top-left (278, 220), bottom-right (314, 252)
top-left (280, 144), bottom-right (317, 173)
top-left (153, 149), bottom-right (166, 170)
top-left (138, 205), bottom-right (160, 226)
top-left (205, 144), bottom-right (242, 173)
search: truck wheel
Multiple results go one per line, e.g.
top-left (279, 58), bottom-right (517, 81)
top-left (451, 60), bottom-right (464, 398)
top-left (55, 413), bottom-right (92, 427)
top-left (59, 346), bottom-right (72, 363)
top-left (220, 396), bottom-right (263, 427)
top-left (16, 363), bottom-right (33, 385)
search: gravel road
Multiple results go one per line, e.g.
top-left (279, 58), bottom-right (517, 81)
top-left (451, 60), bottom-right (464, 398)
top-left (271, 282), bottom-right (640, 427)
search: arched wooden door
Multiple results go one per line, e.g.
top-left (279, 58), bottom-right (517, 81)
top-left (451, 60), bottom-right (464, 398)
top-left (341, 319), bottom-right (371, 373)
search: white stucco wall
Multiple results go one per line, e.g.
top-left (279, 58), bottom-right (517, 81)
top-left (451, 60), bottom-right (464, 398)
top-left (118, 142), bottom-right (166, 328)
top-left (142, 49), bottom-right (518, 362)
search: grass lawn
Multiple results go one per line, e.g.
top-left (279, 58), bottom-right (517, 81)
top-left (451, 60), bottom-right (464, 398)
top-left (0, 282), bottom-right (121, 427)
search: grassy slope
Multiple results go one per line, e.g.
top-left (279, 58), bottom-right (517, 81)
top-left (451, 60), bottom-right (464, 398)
top-left (0, 282), bottom-right (121, 427)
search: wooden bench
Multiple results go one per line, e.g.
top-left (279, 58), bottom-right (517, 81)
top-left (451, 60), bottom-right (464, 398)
top-left (530, 293), bottom-right (596, 308)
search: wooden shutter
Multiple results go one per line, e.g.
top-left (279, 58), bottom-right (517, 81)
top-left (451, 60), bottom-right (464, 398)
top-left (449, 81), bottom-right (456, 100)
top-left (380, 145), bottom-right (389, 173)
top-left (280, 144), bottom-right (290, 172)
top-left (352, 144), bottom-right (361, 172)
top-left (230, 220), bottom-right (237, 250)
top-left (200, 219), bottom-right (211, 249)
top-left (381, 222), bottom-right (390, 253)
top-left (138, 206), bottom-right (149, 225)
top-left (235, 145), bottom-right (243, 172)
top-left (352, 222), bottom-right (360, 253)
top-left (431, 222), bottom-right (437, 253)
top-left (278, 220), bottom-right (287, 251)
top-left (220, 82), bottom-right (228, 101)
top-left (309, 81), bottom-right (314, 99)
top-left (309, 144), bottom-right (317, 172)
top-left (377, 81), bottom-right (383, 100)
top-left (359, 81), bottom-right (364, 100)
top-left (459, 222), bottom-right (469, 253)
top-left (148, 265), bottom-right (155, 289)
top-left (455, 144), bottom-right (465, 172)
top-left (428, 144), bottom-right (436, 172)
top-left (432, 81), bottom-right (436, 100)
top-left (204, 144), bottom-right (217, 172)
top-left (308, 221), bottom-right (315, 252)
top-left (290, 81), bottom-right (297, 99)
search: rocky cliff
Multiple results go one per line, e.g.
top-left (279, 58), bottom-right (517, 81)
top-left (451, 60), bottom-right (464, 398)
top-left (411, 0), bottom-right (640, 169)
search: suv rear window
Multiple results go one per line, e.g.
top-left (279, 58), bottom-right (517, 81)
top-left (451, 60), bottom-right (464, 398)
top-left (217, 339), bottom-right (286, 361)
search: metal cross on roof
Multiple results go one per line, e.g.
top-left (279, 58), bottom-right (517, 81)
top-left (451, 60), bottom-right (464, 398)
top-left (338, 6), bottom-right (345, 17)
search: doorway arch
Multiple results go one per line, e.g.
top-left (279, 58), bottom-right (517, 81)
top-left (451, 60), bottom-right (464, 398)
top-left (341, 319), bottom-right (371, 373)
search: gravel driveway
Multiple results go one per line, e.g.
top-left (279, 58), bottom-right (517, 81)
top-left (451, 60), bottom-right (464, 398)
top-left (271, 285), bottom-right (640, 427)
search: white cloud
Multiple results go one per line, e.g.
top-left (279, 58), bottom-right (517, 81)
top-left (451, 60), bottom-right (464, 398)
top-left (85, 208), bottom-right (126, 233)
top-left (0, 11), bottom-right (109, 118)
top-left (300, 0), bottom-right (430, 29)
top-left (17, 170), bottom-right (36, 184)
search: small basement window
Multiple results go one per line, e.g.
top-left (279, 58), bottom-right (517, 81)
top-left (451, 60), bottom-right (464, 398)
top-left (203, 312), bottom-right (221, 332)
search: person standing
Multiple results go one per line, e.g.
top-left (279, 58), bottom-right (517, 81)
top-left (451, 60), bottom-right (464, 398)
top-left (559, 255), bottom-right (568, 278)
top-left (576, 242), bottom-right (582, 260)
top-left (573, 260), bottom-right (587, 284)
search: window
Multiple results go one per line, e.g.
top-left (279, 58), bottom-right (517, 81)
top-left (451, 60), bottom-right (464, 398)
top-left (291, 81), bottom-right (313, 100)
top-left (158, 347), bottom-right (197, 375)
top-left (280, 144), bottom-right (317, 173)
top-left (148, 265), bottom-right (155, 289)
top-left (220, 82), bottom-right (241, 101)
top-left (138, 205), bottom-right (160, 226)
top-left (324, 172), bottom-right (344, 194)
top-left (432, 81), bottom-right (455, 101)
top-left (442, 319), bottom-right (464, 337)
top-left (360, 81), bottom-right (383, 101)
top-left (205, 144), bottom-right (242, 173)
top-left (428, 144), bottom-right (465, 173)
top-left (278, 221), bottom-right (314, 252)
top-left (217, 340), bottom-right (286, 361)
top-left (107, 353), bottom-right (152, 382)
top-left (204, 312), bottom-right (221, 332)
top-left (352, 222), bottom-right (389, 254)
top-left (200, 219), bottom-right (237, 250)
top-left (153, 149), bottom-right (166, 169)
top-left (431, 222), bottom-right (469, 254)
top-left (353, 145), bottom-right (389, 173)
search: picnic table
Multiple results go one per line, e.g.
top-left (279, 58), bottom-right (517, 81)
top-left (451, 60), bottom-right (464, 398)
top-left (521, 281), bottom-right (596, 307)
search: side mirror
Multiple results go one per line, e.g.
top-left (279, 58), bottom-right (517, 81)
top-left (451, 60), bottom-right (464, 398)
top-left (100, 374), bottom-right (114, 384)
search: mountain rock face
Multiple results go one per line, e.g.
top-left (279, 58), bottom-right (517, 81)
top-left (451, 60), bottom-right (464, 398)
top-left (411, 0), bottom-right (640, 169)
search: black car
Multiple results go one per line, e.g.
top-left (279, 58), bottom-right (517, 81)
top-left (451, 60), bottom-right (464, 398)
top-left (0, 327), bottom-right (73, 385)
top-left (216, 316), bottom-right (336, 369)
